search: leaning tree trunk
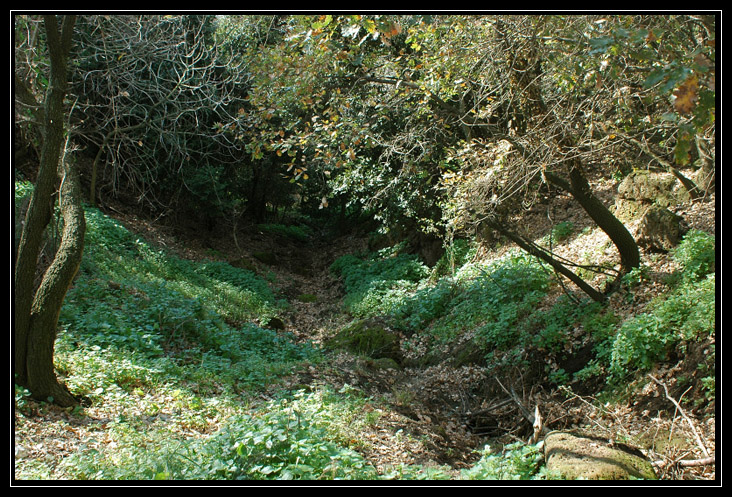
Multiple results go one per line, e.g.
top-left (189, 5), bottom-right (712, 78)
top-left (485, 219), bottom-right (608, 302)
top-left (546, 161), bottom-right (641, 295)
top-left (14, 15), bottom-right (81, 407)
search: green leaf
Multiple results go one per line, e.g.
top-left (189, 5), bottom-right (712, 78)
top-left (588, 36), bottom-right (613, 54)
top-left (643, 68), bottom-right (666, 89)
top-left (311, 15), bottom-right (332, 30)
top-left (673, 134), bottom-right (692, 165)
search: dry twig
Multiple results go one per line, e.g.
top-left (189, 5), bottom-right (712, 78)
top-left (647, 374), bottom-right (711, 459)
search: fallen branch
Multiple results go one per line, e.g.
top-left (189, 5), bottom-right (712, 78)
top-left (678, 456), bottom-right (716, 467)
top-left (495, 378), bottom-right (548, 443)
top-left (647, 374), bottom-right (711, 458)
top-left (495, 378), bottom-right (535, 424)
top-left (653, 455), bottom-right (715, 470)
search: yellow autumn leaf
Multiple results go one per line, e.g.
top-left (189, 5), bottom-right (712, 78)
top-left (673, 75), bottom-right (699, 115)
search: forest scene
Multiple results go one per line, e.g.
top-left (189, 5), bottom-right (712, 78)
top-left (13, 13), bottom-right (716, 482)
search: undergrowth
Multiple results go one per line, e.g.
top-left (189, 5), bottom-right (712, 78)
top-left (14, 199), bottom-right (560, 481)
top-left (331, 229), bottom-right (716, 389)
top-left (14, 181), bottom-right (715, 481)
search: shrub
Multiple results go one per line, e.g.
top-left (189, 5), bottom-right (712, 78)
top-left (196, 260), bottom-right (277, 302)
top-left (609, 274), bottom-right (715, 379)
top-left (672, 229), bottom-right (715, 280)
top-left (330, 252), bottom-right (429, 318)
top-left (523, 297), bottom-right (603, 353)
top-left (461, 443), bottom-right (545, 480)
top-left (257, 223), bottom-right (313, 242)
top-left (432, 238), bottom-right (476, 277)
top-left (392, 278), bottom-right (457, 331)
top-left (551, 221), bottom-right (575, 243)
top-left (470, 253), bottom-right (551, 350)
top-left (195, 388), bottom-right (380, 480)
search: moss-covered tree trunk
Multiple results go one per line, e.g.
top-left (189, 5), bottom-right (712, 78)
top-left (14, 15), bottom-right (82, 407)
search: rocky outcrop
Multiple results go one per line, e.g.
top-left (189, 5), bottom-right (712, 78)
top-left (613, 170), bottom-right (690, 223)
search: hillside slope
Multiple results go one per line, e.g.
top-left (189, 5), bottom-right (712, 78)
top-left (14, 180), bottom-right (716, 481)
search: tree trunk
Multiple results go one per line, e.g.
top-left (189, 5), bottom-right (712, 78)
top-left (546, 162), bottom-right (640, 294)
top-left (14, 15), bottom-right (81, 407)
top-left (485, 218), bottom-right (608, 302)
top-left (567, 164), bottom-right (640, 273)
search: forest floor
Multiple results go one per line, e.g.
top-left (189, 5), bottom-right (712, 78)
top-left (114, 186), bottom-right (717, 480)
top-left (15, 188), bottom-right (716, 481)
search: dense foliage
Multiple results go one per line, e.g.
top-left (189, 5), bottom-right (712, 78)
top-left (14, 13), bottom-right (716, 481)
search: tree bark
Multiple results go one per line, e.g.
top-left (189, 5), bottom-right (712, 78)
top-left (14, 15), bottom-right (81, 407)
top-left (547, 163), bottom-right (640, 273)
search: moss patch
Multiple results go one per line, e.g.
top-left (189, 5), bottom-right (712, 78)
top-left (325, 318), bottom-right (402, 363)
top-left (544, 431), bottom-right (657, 480)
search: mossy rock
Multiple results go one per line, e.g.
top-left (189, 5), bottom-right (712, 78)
top-left (296, 293), bottom-right (318, 303)
top-left (253, 251), bottom-right (278, 266)
top-left (636, 205), bottom-right (688, 252)
top-left (617, 170), bottom-right (690, 207)
top-left (326, 318), bottom-right (402, 363)
top-left (612, 198), bottom-right (647, 223)
top-left (263, 317), bottom-right (286, 331)
top-left (365, 357), bottom-right (402, 371)
top-left (544, 431), bottom-right (657, 480)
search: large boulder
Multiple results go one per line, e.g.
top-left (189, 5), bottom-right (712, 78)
top-left (617, 170), bottom-right (689, 207)
top-left (614, 170), bottom-right (690, 222)
top-left (636, 205), bottom-right (688, 252)
top-left (544, 431), bottom-right (657, 480)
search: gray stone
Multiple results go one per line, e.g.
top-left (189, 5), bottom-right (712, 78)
top-left (544, 431), bottom-right (657, 480)
top-left (617, 170), bottom-right (678, 206)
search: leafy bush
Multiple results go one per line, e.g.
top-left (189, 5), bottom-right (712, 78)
top-left (330, 252), bottom-right (429, 318)
top-left (207, 389), bottom-right (379, 480)
top-left (72, 204), bottom-right (285, 326)
top-left (522, 297), bottom-right (602, 353)
top-left (431, 238), bottom-right (476, 277)
top-left (257, 223), bottom-right (313, 242)
top-left (57, 205), bottom-right (313, 398)
top-left (609, 274), bottom-right (715, 379)
top-left (459, 253), bottom-right (551, 350)
top-left (551, 221), bottom-right (575, 243)
top-left (461, 443), bottom-right (546, 480)
top-left (392, 278), bottom-right (457, 331)
top-left (82, 207), bottom-right (139, 255)
top-left (14, 384), bottom-right (32, 416)
top-left (196, 260), bottom-right (277, 303)
top-left (672, 229), bottom-right (715, 280)
top-left (62, 387), bottom-right (379, 480)
top-left (14, 179), bottom-right (34, 199)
